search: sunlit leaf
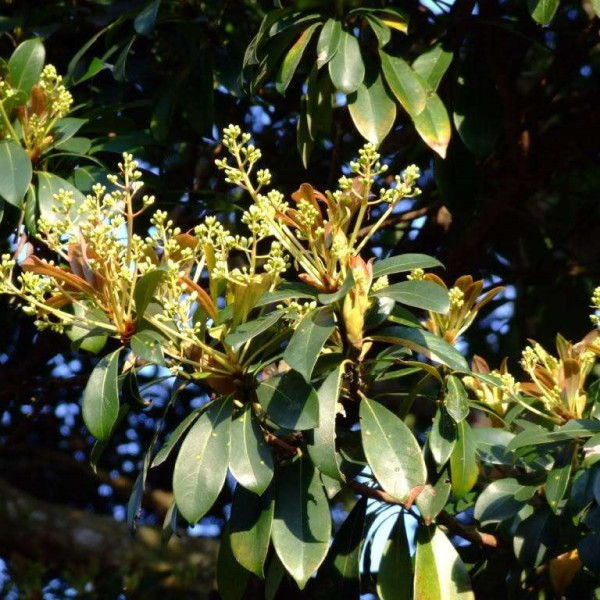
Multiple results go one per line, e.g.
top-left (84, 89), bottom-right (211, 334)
top-left (328, 29), bottom-right (364, 94)
top-left (380, 50), bottom-right (427, 116)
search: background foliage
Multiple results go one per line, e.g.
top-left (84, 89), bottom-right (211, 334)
top-left (0, 0), bottom-right (599, 599)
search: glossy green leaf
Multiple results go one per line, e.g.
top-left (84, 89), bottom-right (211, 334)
top-left (283, 305), bottom-right (335, 381)
top-left (373, 326), bottom-right (469, 372)
top-left (306, 66), bottom-right (333, 137)
top-left (450, 420), bottom-right (478, 499)
top-left (23, 185), bottom-right (36, 234)
top-left (317, 18), bottom-right (342, 68)
top-left (308, 364), bottom-right (344, 480)
top-left (328, 29), bottom-right (364, 94)
top-left (360, 396), bottom-right (426, 503)
top-left (217, 524), bottom-right (251, 600)
top-left (429, 407), bottom-right (457, 467)
top-left (134, 0), bottom-right (161, 36)
top-left (272, 456), bottom-right (331, 589)
top-left (37, 171), bottom-right (85, 220)
top-left (0, 140), bottom-right (32, 209)
top-left (82, 348), bottom-right (122, 441)
top-left (412, 44), bottom-right (453, 91)
top-left (380, 50), bottom-right (427, 116)
top-left (364, 15), bottom-right (391, 48)
top-left (507, 419), bottom-right (600, 451)
top-left (66, 303), bottom-right (109, 355)
top-left (8, 38), bottom-right (45, 96)
top-left (317, 270), bottom-right (353, 305)
top-left (257, 281), bottom-right (318, 307)
top-left (377, 514), bottom-right (412, 600)
top-left (130, 330), bottom-right (165, 365)
top-left (276, 22), bottom-right (320, 94)
top-left (445, 375), bottom-right (469, 423)
top-left (474, 478), bottom-right (536, 525)
top-left (90, 404), bottom-right (129, 473)
top-left (225, 310), bottom-right (284, 350)
top-left (314, 497), bottom-right (366, 599)
top-left (151, 407), bottom-right (203, 468)
top-left (173, 396), bottom-right (232, 523)
top-left (134, 268), bottom-right (166, 323)
top-left (373, 280), bottom-right (449, 313)
top-left (545, 442), bottom-right (575, 513)
top-left (373, 253), bottom-right (443, 278)
top-left (230, 485), bottom-right (273, 578)
top-left (513, 507), bottom-right (558, 568)
top-left (229, 404), bottom-right (274, 496)
top-left (528, 0), bottom-right (560, 25)
top-left (416, 473), bottom-right (452, 525)
top-left (50, 117), bottom-right (87, 148)
top-left (473, 427), bottom-right (518, 466)
top-left (348, 73), bottom-right (396, 145)
top-left (414, 525), bottom-right (474, 600)
top-left (256, 370), bottom-right (319, 430)
top-left (414, 93), bottom-right (451, 159)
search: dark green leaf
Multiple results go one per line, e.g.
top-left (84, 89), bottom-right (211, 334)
top-left (229, 404), bottom-right (274, 496)
top-left (445, 375), bottom-right (469, 423)
top-left (256, 370), bottom-right (319, 430)
top-left (414, 525), bottom-right (474, 599)
top-left (473, 427), bottom-right (518, 466)
top-left (276, 22), bottom-right (321, 94)
top-left (8, 38), bottom-right (45, 96)
top-left (578, 531), bottom-right (600, 574)
top-left (380, 50), bottom-right (427, 116)
top-left (265, 552), bottom-right (286, 600)
top-left (297, 106), bottom-right (313, 168)
top-left (130, 330), bottom-right (165, 365)
top-left (225, 310), bottom-right (284, 350)
top-left (230, 485), bottom-right (273, 578)
top-left (316, 19), bottom-right (342, 68)
top-left (328, 29), bottom-right (364, 94)
top-left (134, 0), bottom-right (161, 36)
top-left (308, 364), bottom-right (344, 480)
top-left (114, 36), bottom-right (136, 82)
top-left (217, 525), bottom-right (251, 600)
top-left (134, 268), bottom-right (166, 323)
top-left (416, 473), bottom-right (451, 525)
top-left (450, 420), bottom-right (478, 499)
top-left (90, 404), bottom-right (129, 473)
top-left (283, 306), bottom-right (335, 381)
top-left (272, 455), bottom-right (331, 589)
top-left (317, 270), bottom-right (353, 304)
top-left (429, 407), bottom-right (457, 467)
top-left (173, 396), bottom-right (232, 523)
top-left (151, 408), bottom-right (203, 468)
top-left (0, 140), bottom-right (32, 209)
top-left (545, 442), bottom-right (575, 513)
top-left (373, 326), bottom-right (469, 372)
top-left (372, 253), bottom-right (443, 278)
top-left (513, 507), bottom-right (558, 568)
top-left (377, 514), bottom-right (412, 600)
top-left (348, 73), bottom-right (396, 145)
top-left (257, 281), bottom-right (318, 307)
top-left (82, 348), bottom-right (122, 441)
top-left (374, 280), bottom-right (449, 313)
top-left (474, 479), bottom-right (535, 525)
top-left (412, 44), bottom-right (453, 91)
top-left (360, 396), bottom-right (426, 503)
top-left (364, 15), bottom-right (391, 48)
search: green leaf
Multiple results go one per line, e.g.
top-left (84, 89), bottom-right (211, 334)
top-left (114, 35), bottom-right (137, 82)
top-left (429, 407), bottom-right (457, 467)
top-left (507, 419), bottom-right (600, 451)
top-left (414, 525), bottom-right (474, 600)
top-left (265, 554), bottom-right (286, 600)
top-left (380, 50), bottom-right (427, 116)
top-left (272, 456), bottom-right (331, 589)
top-left (230, 485), bottom-right (273, 578)
top-left (8, 38), bottom-right (45, 96)
top-left (377, 514), bottom-right (412, 600)
top-left (306, 66), bottom-right (333, 137)
top-left (308, 364), bottom-right (344, 480)
top-left (314, 497), bottom-right (366, 599)
top-left (445, 375), bottom-right (469, 423)
top-left (151, 408), bottom-right (203, 468)
top-left (66, 303), bottom-right (109, 354)
top-left (373, 326), bottom-right (468, 372)
top-left (413, 93), bottom-right (451, 159)
top-left (360, 396), bottom-right (426, 503)
top-left (348, 72), bottom-right (396, 145)
top-left (513, 507), bottom-right (558, 568)
top-left (82, 348), bottom-right (122, 441)
top-left (474, 479), bottom-right (536, 525)
top-left (328, 29), bottom-right (364, 94)
top-left (373, 253), bottom-right (443, 278)
top-left (36, 171), bottom-right (85, 220)
top-left (578, 531), bottom-right (600, 574)
top-left (450, 420), bottom-right (478, 499)
top-left (130, 330), bottom-right (165, 365)
top-left (256, 370), bottom-right (319, 430)
top-left (545, 442), bottom-right (575, 513)
top-left (276, 22), bottom-right (321, 94)
top-left (0, 140), bottom-right (32, 209)
top-left (593, 0), bottom-right (600, 18)
top-left (225, 310), bottom-right (284, 350)
top-left (364, 15), bottom-right (391, 48)
top-left (297, 105), bottom-right (314, 168)
top-left (229, 404), bottom-right (274, 496)
top-left (412, 44), bottom-right (453, 91)
top-left (134, 0), bottom-right (161, 36)
top-left (316, 19), bottom-right (342, 68)
top-left (133, 268), bottom-right (165, 323)
top-left (416, 473), bottom-right (452, 525)
top-left (373, 280), bottom-right (449, 313)
top-left (257, 281), bottom-right (318, 307)
top-left (173, 396), bottom-right (232, 523)
top-left (528, 0), bottom-right (560, 25)
top-left (283, 306), bottom-right (335, 381)
top-left (217, 524), bottom-right (251, 600)
top-left (317, 270), bottom-right (353, 305)
top-left (473, 427), bottom-right (518, 466)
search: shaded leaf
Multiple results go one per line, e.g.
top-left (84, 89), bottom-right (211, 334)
top-left (445, 375), bottom-right (469, 423)
top-left (151, 407), bottom-right (203, 468)
top-left (130, 330), bottom-right (165, 365)
top-left (316, 18), bottom-right (342, 68)
top-left (276, 22), bottom-right (321, 94)
top-left (134, 0), bottom-right (161, 36)
top-left (134, 269), bottom-right (166, 323)
top-left (217, 524), bottom-right (251, 600)
top-left (8, 38), bottom-right (45, 96)
top-left (377, 514), bottom-right (412, 600)
top-left (412, 44), bottom-right (453, 91)
top-left (0, 140), bottom-right (32, 209)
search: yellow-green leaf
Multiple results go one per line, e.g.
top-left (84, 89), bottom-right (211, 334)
top-left (380, 50), bottom-right (427, 116)
top-left (413, 93), bottom-right (451, 158)
top-left (450, 420), bottom-right (478, 499)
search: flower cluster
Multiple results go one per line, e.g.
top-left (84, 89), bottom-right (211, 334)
top-left (591, 287), bottom-right (600, 327)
